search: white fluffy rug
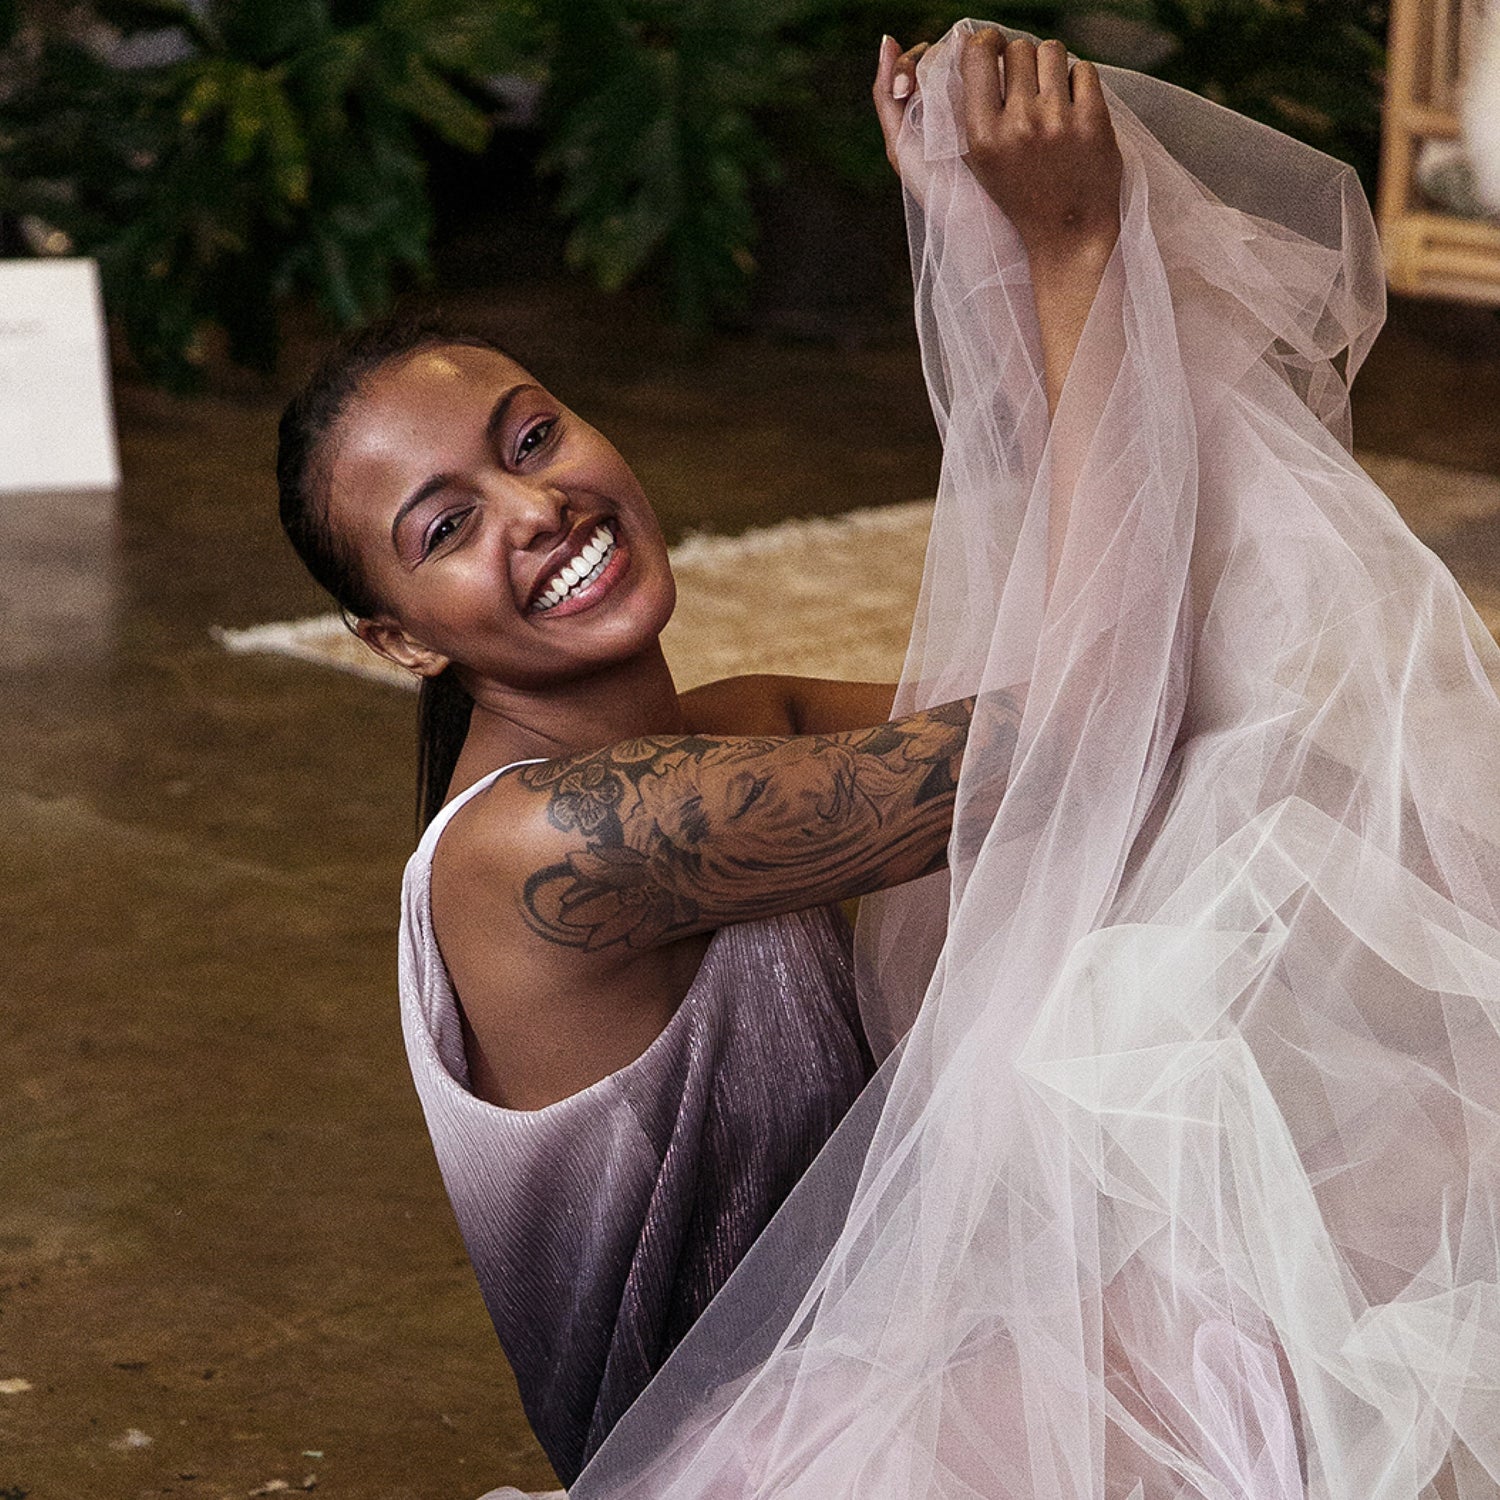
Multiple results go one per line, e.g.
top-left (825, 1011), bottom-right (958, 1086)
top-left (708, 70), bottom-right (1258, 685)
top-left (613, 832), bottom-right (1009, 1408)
top-left (217, 459), bottom-right (1500, 689)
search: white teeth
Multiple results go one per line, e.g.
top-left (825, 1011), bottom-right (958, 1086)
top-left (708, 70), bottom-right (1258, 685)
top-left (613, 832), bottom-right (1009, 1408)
top-left (533, 523), bottom-right (617, 612)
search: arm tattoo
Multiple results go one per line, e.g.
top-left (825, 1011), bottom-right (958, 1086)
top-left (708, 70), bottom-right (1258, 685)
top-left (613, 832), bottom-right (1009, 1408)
top-left (514, 695), bottom-right (1011, 952)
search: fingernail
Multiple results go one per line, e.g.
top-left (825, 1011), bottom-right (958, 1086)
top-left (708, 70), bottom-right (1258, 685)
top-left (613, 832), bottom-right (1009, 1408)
top-left (893, 73), bottom-right (912, 100)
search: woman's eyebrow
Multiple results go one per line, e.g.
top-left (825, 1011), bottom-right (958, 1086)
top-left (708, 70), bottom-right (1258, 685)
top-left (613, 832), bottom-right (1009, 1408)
top-left (486, 382), bottom-right (542, 441)
top-left (390, 473), bottom-right (452, 551)
top-left (388, 382), bottom-right (544, 550)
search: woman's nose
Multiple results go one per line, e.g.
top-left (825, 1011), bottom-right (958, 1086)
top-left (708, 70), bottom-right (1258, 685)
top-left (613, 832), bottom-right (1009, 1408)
top-left (493, 476), bottom-right (569, 551)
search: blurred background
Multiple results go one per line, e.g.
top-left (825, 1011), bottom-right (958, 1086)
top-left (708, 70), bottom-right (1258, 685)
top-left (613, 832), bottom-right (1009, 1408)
top-left (2, 2), bottom-right (1497, 1497)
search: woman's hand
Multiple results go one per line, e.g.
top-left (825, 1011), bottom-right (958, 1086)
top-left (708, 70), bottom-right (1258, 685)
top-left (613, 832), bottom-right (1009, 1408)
top-left (960, 30), bottom-right (1128, 264)
top-left (958, 30), bottom-right (1121, 264)
top-left (953, 31), bottom-right (1124, 415)
top-left (872, 34), bottom-right (929, 187)
top-left (874, 29), bottom-right (1121, 265)
top-left (874, 27), bottom-right (1123, 416)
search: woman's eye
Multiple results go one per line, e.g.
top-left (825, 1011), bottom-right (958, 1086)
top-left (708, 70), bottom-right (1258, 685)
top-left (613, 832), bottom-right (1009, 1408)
top-left (517, 419), bottom-right (556, 462)
top-left (422, 509), bottom-right (472, 558)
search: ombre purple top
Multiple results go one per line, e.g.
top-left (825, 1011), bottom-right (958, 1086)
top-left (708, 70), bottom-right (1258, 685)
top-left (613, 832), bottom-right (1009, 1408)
top-left (399, 764), bottom-right (873, 1485)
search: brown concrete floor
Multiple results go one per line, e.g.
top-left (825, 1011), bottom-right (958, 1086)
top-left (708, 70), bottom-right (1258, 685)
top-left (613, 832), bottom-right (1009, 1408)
top-left (3, 280), bottom-right (1498, 1500)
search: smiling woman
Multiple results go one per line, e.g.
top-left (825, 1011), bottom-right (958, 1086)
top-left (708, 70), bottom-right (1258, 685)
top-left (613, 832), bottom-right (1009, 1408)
top-left (274, 313), bottom-right (993, 1480)
top-left (272, 26), bottom-right (1117, 1487)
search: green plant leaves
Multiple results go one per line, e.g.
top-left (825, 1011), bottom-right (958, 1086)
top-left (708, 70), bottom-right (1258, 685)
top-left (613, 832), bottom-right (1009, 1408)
top-left (1087, 0), bottom-right (1387, 186)
top-left (0, 0), bottom-right (512, 386)
top-left (531, 0), bottom-right (1383, 327)
top-left (537, 0), bottom-right (814, 327)
top-left (386, 55), bottom-right (491, 152)
top-left (0, 0), bottom-right (1388, 385)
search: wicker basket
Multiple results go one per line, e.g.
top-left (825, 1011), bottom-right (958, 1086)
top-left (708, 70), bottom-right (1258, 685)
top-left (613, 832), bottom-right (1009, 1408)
top-left (1378, 0), bottom-right (1500, 304)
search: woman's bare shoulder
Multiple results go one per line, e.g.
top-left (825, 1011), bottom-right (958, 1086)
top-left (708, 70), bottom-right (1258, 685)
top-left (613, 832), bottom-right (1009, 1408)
top-left (428, 772), bottom-right (691, 1109)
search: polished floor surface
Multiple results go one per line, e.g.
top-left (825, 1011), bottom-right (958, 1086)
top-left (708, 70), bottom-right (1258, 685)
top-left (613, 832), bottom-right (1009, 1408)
top-left (3, 281), bottom-right (1498, 1499)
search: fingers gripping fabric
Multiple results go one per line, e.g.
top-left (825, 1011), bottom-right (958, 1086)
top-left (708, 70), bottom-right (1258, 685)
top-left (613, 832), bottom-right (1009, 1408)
top-left (563, 21), bottom-right (1500, 1500)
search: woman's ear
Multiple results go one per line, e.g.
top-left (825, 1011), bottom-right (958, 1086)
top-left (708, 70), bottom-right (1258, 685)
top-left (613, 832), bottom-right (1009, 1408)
top-left (353, 617), bottom-right (451, 680)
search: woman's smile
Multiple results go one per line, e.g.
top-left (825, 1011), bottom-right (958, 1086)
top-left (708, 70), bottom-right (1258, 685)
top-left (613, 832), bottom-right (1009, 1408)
top-left (529, 518), bottom-right (630, 617)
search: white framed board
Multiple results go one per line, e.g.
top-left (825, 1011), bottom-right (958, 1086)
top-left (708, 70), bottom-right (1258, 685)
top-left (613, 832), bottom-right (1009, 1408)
top-left (0, 258), bottom-right (121, 492)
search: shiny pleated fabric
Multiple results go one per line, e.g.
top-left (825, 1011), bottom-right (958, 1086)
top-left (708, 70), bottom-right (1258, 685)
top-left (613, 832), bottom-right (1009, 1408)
top-left (513, 19), bottom-right (1500, 1500)
top-left (399, 767), bottom-right (872, 1486)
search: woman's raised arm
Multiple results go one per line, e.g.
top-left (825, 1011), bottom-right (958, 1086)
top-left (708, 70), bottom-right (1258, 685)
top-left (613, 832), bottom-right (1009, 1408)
top-left (955, 31), bottom-right (1121, 416)
top-left (876, 29), bottom-right (1122, 416)
top-left (877, 28), bottom-right (1125, 590)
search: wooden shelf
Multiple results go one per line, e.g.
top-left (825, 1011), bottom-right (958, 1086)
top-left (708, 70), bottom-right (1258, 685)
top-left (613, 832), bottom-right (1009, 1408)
top-left (1377, 0), bottom-right (1500, 306)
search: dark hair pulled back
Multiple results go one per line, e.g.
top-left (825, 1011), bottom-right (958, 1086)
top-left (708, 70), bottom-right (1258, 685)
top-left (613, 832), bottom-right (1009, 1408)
top-left (276, 313), bottom-right (516, 834)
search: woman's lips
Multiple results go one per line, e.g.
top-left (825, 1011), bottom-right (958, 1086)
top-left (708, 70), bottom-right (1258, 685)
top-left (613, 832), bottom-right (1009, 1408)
top-left (532, 529), bottom-right (630, 619)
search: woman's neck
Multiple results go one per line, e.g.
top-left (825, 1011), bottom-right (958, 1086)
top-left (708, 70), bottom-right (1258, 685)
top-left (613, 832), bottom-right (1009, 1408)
top-left (448, 642), bottom-right (687, 796)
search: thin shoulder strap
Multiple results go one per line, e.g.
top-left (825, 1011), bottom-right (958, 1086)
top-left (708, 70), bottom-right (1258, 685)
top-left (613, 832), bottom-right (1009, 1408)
top-left (414, 758), bottom-right (547, 864)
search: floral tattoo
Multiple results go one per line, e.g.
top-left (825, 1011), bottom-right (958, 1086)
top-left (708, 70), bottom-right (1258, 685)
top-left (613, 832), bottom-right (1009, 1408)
top-left (514, 697), bottom-right (1000, 951)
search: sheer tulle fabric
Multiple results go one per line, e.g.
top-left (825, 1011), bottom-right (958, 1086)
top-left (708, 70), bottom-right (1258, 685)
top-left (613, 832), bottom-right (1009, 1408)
top-left (491, 21), bottom-right (1500, 1499)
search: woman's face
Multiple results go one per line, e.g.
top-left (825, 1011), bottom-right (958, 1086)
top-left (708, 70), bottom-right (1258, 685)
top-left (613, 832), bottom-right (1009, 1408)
top-left (325, 343), bottom-right (676, 692)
